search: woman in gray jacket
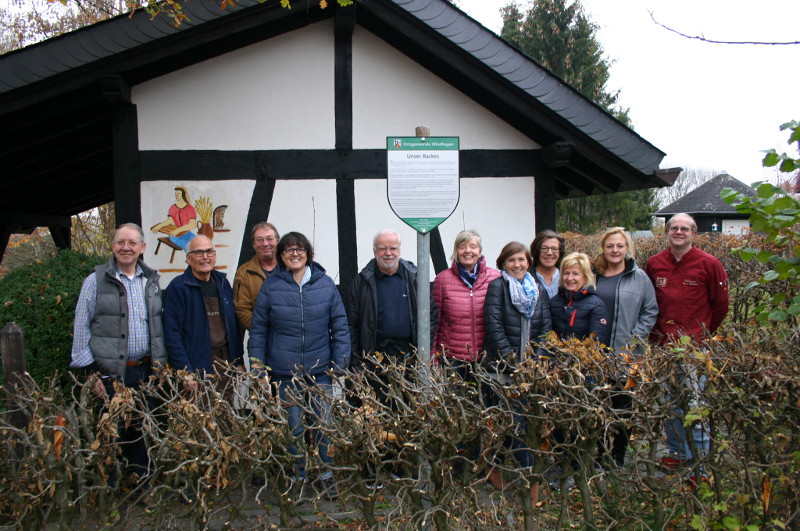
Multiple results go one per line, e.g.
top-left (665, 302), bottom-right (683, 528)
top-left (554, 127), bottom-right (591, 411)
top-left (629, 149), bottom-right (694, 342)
top-left (593, 227), bottom-right (658, 466)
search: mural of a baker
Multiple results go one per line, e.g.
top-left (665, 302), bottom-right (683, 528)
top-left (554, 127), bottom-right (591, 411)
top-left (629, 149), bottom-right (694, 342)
top-left (150, 185), bottom-right (198, 251)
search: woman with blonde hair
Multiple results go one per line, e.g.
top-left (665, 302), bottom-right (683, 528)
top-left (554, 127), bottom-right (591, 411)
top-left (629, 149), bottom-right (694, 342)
top-left (547, 252), bottom-right (608, 488)
top-left (433, 229), bottom-right (500, 365)
top-left (432, 229), bottom-right (500, 485)
top-left (593, 227), bottom-right (657, 355)
top-left (593, 227), bottom-right (658, 466)
top-left (549, 252), bottom-right (608, 344)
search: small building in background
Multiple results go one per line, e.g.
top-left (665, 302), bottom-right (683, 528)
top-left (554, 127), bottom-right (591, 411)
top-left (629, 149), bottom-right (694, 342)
top-left (655, 173), bottom-right (756, 234)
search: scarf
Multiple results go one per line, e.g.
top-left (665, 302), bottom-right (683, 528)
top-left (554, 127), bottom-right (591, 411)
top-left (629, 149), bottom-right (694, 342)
top-left (457, 257), bottom-right (483, 289)
top-left (536, 269), bottom-right (560, 299)
top-left (503, 270), bottom-right (538, 319)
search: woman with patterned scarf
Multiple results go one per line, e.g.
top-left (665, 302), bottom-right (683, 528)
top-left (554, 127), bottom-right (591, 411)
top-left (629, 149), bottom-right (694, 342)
top-left (484, 241), bottom-right (552, 499)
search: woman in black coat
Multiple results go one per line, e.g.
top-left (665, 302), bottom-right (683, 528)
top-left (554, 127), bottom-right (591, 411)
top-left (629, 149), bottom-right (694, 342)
top-left (547, 252), bottom-right (609, 488)
top-left (485, 241), bottom-right (552, 370)
top-left (483, 241), bottom-right (552, 500)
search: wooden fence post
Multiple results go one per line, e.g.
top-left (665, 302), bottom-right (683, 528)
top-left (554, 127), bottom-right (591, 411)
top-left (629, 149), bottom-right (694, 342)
top-left (2, 322), bottom-right (29, 428)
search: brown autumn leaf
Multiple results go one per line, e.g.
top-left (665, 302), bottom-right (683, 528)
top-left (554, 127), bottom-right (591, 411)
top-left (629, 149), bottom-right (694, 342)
top-left (53, 414), bottom-right (66, 461)
top-left (761, 475), bottom-right (771, 512)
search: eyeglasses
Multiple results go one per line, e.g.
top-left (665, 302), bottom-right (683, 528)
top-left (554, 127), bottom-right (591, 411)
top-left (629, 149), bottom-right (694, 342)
top-left (187, 249), bottom-right (216, 257)
top-left (668, 226), bottom-right (693, 233)
top-left (254, 237), bottom-right (276, 244)
top-left (283, 247), bottom-right (306, 255)
top-left (540, 246), bottom-right (560, 254)
top-left (113, 240), bottom-right (142, 248)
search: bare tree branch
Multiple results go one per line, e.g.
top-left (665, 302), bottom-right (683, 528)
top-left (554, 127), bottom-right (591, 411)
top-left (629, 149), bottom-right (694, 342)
top-left (650, 11), bottom-right (800, 45)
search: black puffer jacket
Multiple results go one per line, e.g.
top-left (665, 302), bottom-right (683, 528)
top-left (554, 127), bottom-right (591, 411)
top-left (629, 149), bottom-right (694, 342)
top-left (484, 276), bottom-right (552, 373)
top-left (346, 258), bottom-right (438, 368)
top-left (549, 286), bottom-right (608, 345)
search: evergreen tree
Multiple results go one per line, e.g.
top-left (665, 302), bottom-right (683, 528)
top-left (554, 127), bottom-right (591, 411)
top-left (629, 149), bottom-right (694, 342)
top-left (501, 0), bottom-right (657, 232)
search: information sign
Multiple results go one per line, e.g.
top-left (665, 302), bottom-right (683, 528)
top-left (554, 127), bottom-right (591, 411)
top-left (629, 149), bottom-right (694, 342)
top-left (386, 136), bottom-right (459, 233)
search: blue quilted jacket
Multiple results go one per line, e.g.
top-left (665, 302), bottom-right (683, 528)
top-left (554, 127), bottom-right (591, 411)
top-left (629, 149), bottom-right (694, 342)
top-left (248, 262), bottom-right (350, 377)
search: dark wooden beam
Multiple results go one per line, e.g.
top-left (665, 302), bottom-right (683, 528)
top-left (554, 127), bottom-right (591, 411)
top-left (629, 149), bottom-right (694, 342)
top-left (140, 149), bottom-right (543, 181)
top-left (429, 228), bottom-right (448, 274)
top-left (334, 3), bottom-right (356, 151)
top-left (104, 76), bottom-right (141, 226)
top-left (238, 177), bottom-right (276, 268)
top-left (535, 173), bottom-right (556, 233)
top-left (0, 212), bottom-right (71, 227)
top-left (336, 178), bottom-right (357, 292)
top-left (49, 225), bottom-right (71, 250)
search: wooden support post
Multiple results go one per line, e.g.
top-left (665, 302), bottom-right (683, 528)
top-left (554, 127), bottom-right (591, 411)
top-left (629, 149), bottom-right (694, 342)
top-left (2, 322), bottom-right (29, 429)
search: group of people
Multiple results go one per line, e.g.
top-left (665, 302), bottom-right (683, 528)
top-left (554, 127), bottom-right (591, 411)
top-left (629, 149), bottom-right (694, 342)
top-left (71, 212), bottom-right (729, 495)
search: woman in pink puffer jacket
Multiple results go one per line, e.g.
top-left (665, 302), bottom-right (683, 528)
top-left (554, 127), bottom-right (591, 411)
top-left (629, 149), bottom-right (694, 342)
top-left (433, 230), bottom-right (501, 363)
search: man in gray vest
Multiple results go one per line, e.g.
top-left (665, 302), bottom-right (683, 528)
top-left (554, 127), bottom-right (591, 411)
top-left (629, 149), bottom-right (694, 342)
top-left (71, 222), bottom-right (167, 481)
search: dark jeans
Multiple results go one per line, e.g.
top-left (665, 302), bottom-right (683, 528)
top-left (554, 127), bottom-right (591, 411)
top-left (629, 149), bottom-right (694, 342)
top-left (442, 359), bottom-right (489, 471)
top-left (353, 339), bottom-right (415, 477)
top-left (100, 363), bottom-right (154, 481)
top-left (273, 373), bottom-right (333, 480)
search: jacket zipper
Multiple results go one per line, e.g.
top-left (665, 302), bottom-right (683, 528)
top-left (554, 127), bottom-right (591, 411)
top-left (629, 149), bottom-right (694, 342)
top-left (299, 284), bottom-right (305, 368)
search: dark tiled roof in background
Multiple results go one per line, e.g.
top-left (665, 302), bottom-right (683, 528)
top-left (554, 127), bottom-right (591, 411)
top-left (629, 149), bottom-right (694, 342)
top-left (656, 174), bottom-right (756, 215)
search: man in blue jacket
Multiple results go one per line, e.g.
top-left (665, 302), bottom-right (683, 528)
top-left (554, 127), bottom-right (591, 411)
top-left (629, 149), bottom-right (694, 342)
top-left (163, 235), bottom-right (242, 388)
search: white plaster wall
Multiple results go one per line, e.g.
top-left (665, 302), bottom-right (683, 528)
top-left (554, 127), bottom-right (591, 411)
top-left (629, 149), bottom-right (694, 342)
top-left (351, 27), bottom-right (539, 151)
top-left (722, 219), bottom-right (750, 235)
top-left (267, 179), bottom-right (341, 282)
top-left (354, 177), bottom-right (536, 281)
top-left (133, 22), bottom-right (335, 150)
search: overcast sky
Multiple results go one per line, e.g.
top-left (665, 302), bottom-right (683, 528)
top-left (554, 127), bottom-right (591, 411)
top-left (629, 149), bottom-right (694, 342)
top-left (455, 0), bottom-right (800, 185)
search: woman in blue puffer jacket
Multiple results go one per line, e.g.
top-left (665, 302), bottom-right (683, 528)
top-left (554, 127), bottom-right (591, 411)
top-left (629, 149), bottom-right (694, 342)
top-left (249, 232), bottom-right (350, 491)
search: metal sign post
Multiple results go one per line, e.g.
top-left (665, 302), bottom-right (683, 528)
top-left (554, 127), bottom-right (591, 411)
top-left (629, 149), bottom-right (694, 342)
top-left (386, 133), bottom-right (459, 379)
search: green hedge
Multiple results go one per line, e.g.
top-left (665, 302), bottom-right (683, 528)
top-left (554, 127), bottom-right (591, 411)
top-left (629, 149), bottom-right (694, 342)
top-left (0, 250), bottom-right (106, 388)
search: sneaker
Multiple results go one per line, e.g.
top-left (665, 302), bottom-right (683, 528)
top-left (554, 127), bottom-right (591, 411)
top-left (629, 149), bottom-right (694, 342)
top-left (180, 484), bottom-right (196, 505)
top-left (688, 475), bottom-right (709, 491)
top-left (549, 475), bottom-right (576, 491)
top-left (317, 476), bottom-right (337, 500)
top-left (659, 456), bottom-right (689, 470)
top-left (365, 479), bottom-right (384, 491)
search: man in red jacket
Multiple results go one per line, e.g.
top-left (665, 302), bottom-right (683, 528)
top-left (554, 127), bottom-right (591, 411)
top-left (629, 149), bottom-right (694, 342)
top-left (646, 213), bottom-right (729, 484)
